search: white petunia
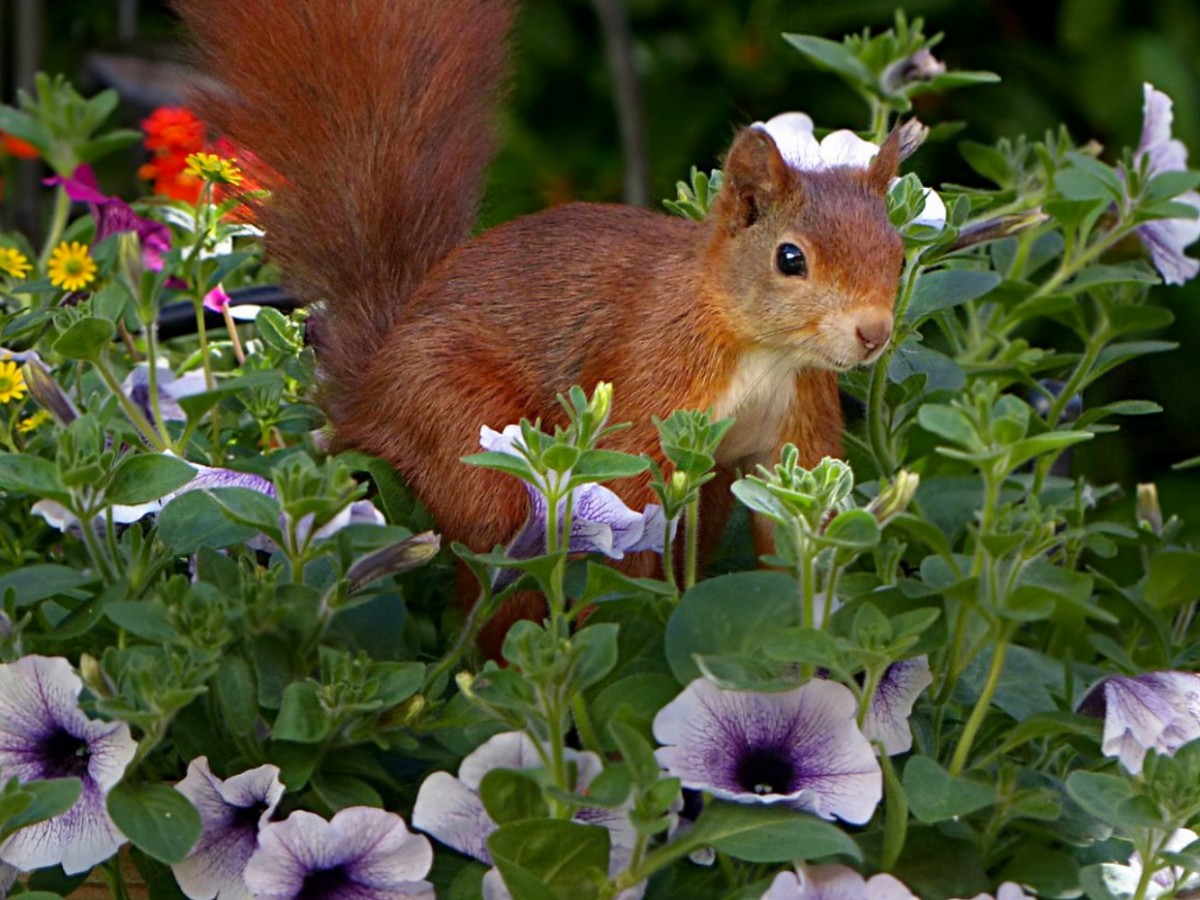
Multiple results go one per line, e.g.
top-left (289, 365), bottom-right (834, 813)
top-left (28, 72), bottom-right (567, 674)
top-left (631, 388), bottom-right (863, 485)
top-left (761, 863), bottom-right (917, 900)
top-left (1134, 84), bottom-right (1200, 285)
top-left (0, 655), bottom-right (137, 874)
top-left (863, 657), bottom-right (933, 755)
top-left (1078, 671), bottom-right (1200, 775)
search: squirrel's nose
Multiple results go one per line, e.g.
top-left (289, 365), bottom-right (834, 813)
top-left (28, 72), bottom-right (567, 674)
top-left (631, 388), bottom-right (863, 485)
top-left (855, 316), bottom-right (893, 354)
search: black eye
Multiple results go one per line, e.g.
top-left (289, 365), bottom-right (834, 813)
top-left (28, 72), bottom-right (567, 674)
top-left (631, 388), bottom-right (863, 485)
top-left (776, 242), bottom-right (807, 277)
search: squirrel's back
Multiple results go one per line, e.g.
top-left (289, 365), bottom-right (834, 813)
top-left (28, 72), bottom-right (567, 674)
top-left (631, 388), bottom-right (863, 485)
top-left (175, 0), bottom-right (514, 411)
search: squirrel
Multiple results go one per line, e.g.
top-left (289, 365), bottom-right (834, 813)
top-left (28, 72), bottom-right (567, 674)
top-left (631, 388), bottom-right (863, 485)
top-left (173, 0), bottom-right (903, 638)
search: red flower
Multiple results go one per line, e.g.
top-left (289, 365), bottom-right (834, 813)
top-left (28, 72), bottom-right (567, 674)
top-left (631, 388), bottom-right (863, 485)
top-left (1, 134), bottom-right (40, 159)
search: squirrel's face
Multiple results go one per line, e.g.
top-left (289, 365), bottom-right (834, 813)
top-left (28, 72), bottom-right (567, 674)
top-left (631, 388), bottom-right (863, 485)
top-left (710, 127), bottom-right (904, 372)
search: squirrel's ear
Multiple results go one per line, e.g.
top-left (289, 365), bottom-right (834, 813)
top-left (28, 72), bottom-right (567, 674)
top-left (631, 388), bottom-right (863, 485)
top-left (719, 127), bottom-right (795, 230)
top-left (865, 125), bottom-right (902, 196)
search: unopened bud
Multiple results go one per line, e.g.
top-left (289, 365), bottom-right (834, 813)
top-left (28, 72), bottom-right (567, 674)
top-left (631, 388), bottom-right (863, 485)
top-left (868, 470), bottom-right (920, 526)
top-left (952, 209), bottom-right (1049, 252)
top-left (79, 653), bottom-right (111, 697)
top-left (346, 531), bottom-right (441, 592)
top-left (590, 381), bottom-right (613, 426)
top-left (455, 670), bottom-right (477, 699)
top-left (1137, 483), bottom-right (1163, 536)
top-left (882, 48), bottom-right (947, 95)
top-left (116, 231), bottom-right (144, 290)
top-left (669, 470), bottom-right (690, 505)
top-left (21, 357), bottom-right (78, 425)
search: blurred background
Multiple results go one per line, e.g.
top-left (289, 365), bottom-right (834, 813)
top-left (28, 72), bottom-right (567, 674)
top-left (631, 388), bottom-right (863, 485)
top-left (3, 0), bottom-right (1199, 530)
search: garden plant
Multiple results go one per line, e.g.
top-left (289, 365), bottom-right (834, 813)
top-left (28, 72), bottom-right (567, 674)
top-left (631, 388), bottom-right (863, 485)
top-left (0, 13), bottom-right (1199, 900)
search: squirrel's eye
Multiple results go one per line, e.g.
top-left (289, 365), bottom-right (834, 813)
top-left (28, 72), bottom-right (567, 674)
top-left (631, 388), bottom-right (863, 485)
top-left (776, 242), bottom-right (807, 277)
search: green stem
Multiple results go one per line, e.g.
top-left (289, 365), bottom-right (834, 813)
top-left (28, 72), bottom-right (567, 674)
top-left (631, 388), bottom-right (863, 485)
top-left (660, 513), bottom-right (678, 594)
top-left (683, 497), bottom-right (699, 590)
top-left (143, 320), bottom-right (176, 452)
top-left (94, 351), bottom-right (168, 451)
top-left (571, 694), bottom-right (603, 756)
top-left (879, 750), bottom-right (909, 871)
top-left (38, 186), bottom-right (71, 268)
top-left (857, 665), bottom-right (883, 728)
top-left (1131, 833), bottom-right (1164, 900)
top-left (421, 589), bottom-right (501, 695)
top-left (866, 355), bottom-right (896, 476)
top-left (77, 505), bottom-right (116, 582)
top-left (101, 854), bottom-right (133, 900)
top-left (949, 629), bottom-right (1010, 775)
top-left (800, 547), bottom-right (816, 631)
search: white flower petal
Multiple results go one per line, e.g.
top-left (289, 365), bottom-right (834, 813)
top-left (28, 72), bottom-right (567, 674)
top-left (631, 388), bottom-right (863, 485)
top-left (863, 657), bottom-right (933, 755)
top-left (755, 113), bottom-right (823, 171)
top-left (819, 130), bottom-right (881, 169)
top-left (1082, 672), bottom-right (1200, 774)
top-left (912, 188), bottom-right (948, 229)
top-left (653, 678), bottom-right (882, 824)
top-left (573, 484), bottom-right (644, 559)
top-left (412, 770), bottom-right (496, 864)
top-left (228, 303), bottom-right (263, 322)
top-left (458, 732), bottom-right (546, 791)
top-left (331, 807), bottom-right (434, 890)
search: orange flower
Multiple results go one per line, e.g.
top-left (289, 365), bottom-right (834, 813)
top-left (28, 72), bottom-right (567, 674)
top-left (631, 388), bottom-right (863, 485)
top-left (1, 134), bottom-right (40, 159)
top-left (141, 107), bottom-right (204, 155)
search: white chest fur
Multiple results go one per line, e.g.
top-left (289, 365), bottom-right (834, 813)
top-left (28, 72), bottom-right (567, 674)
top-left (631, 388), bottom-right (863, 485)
top-left (711, 348), bottom-right (797, 463)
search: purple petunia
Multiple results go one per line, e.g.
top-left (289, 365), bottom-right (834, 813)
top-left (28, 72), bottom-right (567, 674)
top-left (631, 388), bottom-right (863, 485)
top-left (243, 806), bottom-right (434, 900)
top-left (45, 164), bottom-right (171, 272)
top-left (863, 657), bottom-right (932, 756)
top-left (412, 730), bottom-right (646, 900)
top-left (1135, 84), bottom-right (1200, 285)
top-left (480, 425), bottom-right (669, 576)
top-left (761, 863), bottom-right (917, 900)
top-left (653, 678), bottom-right (881, 825)
top-left (1078, 671), bottom-right (1200, 775)
top-left (1090, 827), bottom-right (1200, 900)
top-left (171, 756), bottom-right (285, 900)
top-left (0, 655), bottom-right (137, 874)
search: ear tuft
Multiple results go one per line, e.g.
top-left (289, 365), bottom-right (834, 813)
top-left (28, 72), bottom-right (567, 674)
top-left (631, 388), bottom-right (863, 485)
top-left (865, 125), bottom-right (902, 196)
top-left (719, 127), bottom-right (796, 230)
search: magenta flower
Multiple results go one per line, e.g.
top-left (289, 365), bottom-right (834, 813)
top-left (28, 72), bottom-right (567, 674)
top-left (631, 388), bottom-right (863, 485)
top-left (172, 757), bottom-right (285, 900)
top-left (1135, 84), bottom-right (1200, 285)
top-left (761, 864), bottom-right (916, 900)
top-left (0, 655), bottom-right (137, 874)
top-left (45, 165), bottom-right (171, 272)
top-left (243, 806), bottom-right (434, 900)
top-left (1078, 671), bottom-right (1200, 774)
top-left (653, 678), bottom-right (881, 825)
top-left (863, 657), bottom-right (932, 755)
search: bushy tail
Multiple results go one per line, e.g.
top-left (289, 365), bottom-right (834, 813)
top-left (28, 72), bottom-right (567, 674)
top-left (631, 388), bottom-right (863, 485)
top-left (173, 0), bottom-right (513, 398)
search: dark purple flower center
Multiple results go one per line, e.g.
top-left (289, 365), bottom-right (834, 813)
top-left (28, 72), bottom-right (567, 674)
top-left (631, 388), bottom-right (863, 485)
top-left (297, 865), bottom-right (350, 899)
top-left (735, 745), bottom-right (795, 795)
top-left (37, 727), bottom-right (90, 779)
top-left (231, 799), bottom-right (269, 831)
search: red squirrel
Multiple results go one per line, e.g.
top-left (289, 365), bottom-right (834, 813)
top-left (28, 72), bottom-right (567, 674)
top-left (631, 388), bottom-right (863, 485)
top-left (174, 0), bottom-right (902, 626)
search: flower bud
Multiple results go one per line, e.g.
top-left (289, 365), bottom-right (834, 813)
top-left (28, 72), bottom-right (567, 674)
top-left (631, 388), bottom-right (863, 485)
top-left (867, 470), bottom-right (920, 526)
top-left (21, 357), bottom-right (78, 425)
top-left (882, 48), bottom-right (947, 95)
top-left (952, 210), bottom-right (1049, 252)
top-left (589, 381), bottom-right (613, 427)
top-left (346, 531), bottom-right (441, 592)
top-left (1137, 483), bottom-right (1163, 536)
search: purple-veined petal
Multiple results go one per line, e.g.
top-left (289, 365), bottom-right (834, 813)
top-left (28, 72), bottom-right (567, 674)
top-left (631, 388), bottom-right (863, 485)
top-left (1134, 85), bottom-right (1200, 284)
top-left (863, 657), bottom-right (932, 756)
top-left (653, 678), bottom-right (882, 824)
top-left (1079, 671), bottom-right (1200, 774)
top-left (244, 807), bottom-right (434, 900)
top-left (0, 656), bottom-right (137, 874)
top-left (412, 771), bottom-right (495, 864)
top-left (761, 864), bottom-right (917, 900)
top-left (172, 756), bottom-right (284, 900)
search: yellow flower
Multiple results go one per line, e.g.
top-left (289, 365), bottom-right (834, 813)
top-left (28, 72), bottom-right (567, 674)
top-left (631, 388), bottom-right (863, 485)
top-left (184, 152), bottom-right (244, 186)
top-left (0, 360), bottom-right (27, 404)
top-left (0, 247), bottom-right (32, 280)
top-left (47, 242), bottom-right (97, 292)
top-left (17, 409), bottom-right (50, 433)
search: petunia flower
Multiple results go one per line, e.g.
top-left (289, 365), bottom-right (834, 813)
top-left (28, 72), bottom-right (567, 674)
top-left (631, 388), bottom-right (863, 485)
top-left (761, 863), bottom-right (917, 900)
top-left (243, 806), bottom-right (434, 900)
top-left (1077, 671), bottom-right (1200, 775)
top-left (45, 165), bottom-right (172, 272)
top-left (754, 112), bottom-right (946, 229)
top-left (863, 657), bottom-right (933, 756)
top-left (172, 756), bottom-right (285, 900)
top-left (953, 883), bottom-right (1035, 900)
top-left (0, 655), bottom-right (137, 874)
top-left (480, 425), bottom-right (669, 580)
top-left (1135, 84), bottom-right (1200, 285)
top-left (413, 730), bottom-right (645, 900)
top-left (123, 363), bottom-right (209, 426)
top-left (653, 678), bottom-right (882, 824)
top-left (1088, 827), bottom-right (1200, 900)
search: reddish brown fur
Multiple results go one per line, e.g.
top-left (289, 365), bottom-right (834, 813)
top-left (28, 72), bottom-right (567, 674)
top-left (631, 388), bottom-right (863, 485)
top-left (173, 2), bottom-right (903, 646)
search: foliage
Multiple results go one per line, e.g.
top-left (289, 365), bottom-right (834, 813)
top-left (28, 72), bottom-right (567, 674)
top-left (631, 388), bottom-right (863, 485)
top-left (0, 12), bottom-right (1199, 900)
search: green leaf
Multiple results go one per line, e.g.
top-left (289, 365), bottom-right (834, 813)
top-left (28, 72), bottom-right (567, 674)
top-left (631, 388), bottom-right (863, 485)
top-left (272, 682), bottom-right (331, 743)
top-left (1064, 771), bottom-right (1133, 824)
top-left (763, 627), bottom-right (844, 671)
top-left (157, 490), bottom-right (260, 554)
top-left (480, 769), bottom-right (549, 825)
top-left (107, 782), bottom-right (201, 864)
top-left (818, 509), bottom-right (881, 550)
top-left (1143, 551), bottom-right (1200, 611)
top-left (917, 404), bottom-right (977, 448)
top-left (0, 453), bottom-right (63, 497)
top-left (106, 454), bottom-right (197, 505)
top-left (105, 600), bottom-right (175, 641)
top-left (904, 270), bottom-right (1000, 323)
top-left (461, 450), bottom-right (534, 481)
top-left (489, 819), bottom-right (610, 900)
top-left (782, 34), bottom-right (873, 85)
top-left (52, 317), bottom-right (116, 361)
top-left (0, 778), bottom-right (81, 842)
top-left (903, 756), bottom-right (996, 823)
top-left (681, 800), bottom-right (862, 863)
top-left (205, 485), bottom-right (281, 534)
top-left (571, 450), bottom-right (650, 483)
top-left (959, 141), bottom-right (1010, 187)
top-left (310, 774), bottom-right (383, 812)
top-left (570, 623), bottom-right (620, 691)
top-left (694, 652), bottom-right (802, 692)
top-left (176, 371), bottom-right (285, 421)
top-left (666, 572), bottom-right (800, 685)
top-left (77, 129), bottom-right (143, 164)
top-left (215, 656), bottom-right (260, 735)
top-left (0, 564), bottom-right (89, 607)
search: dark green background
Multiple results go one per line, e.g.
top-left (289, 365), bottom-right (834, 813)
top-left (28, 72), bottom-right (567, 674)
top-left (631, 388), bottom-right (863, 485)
top-left (13, 0), bottom-right (1200, 528)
